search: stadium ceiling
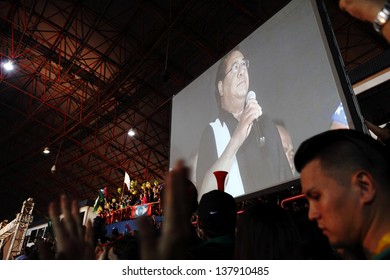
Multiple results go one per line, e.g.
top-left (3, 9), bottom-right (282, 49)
top-left (0, 0), bottom-right (389, 221)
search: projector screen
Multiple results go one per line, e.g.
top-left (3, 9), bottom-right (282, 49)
top-left (170, 0), bottom-right (361, 200)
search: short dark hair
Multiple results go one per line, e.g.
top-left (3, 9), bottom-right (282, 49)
top-left (294, 129), bottom-right (390, 187)
top-left (214, 47), bottom-right (241, 108)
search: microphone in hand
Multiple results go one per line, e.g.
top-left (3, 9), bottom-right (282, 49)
top-left (246, 91), bottom-right (265, 147)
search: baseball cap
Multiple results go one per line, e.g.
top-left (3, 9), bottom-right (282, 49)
top-left (198, 190), bottom-right (237, 237)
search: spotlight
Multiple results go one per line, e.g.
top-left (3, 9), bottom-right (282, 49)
top-left (51, 165), bottom-right (56, 174)
top-left (3, 60), bottom-right (14, 71)
top-left (43, 147), bottom-right (50, 154)
top-left (128, 129), bottom-right (135, 137)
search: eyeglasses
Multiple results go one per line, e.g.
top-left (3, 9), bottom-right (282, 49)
top-left (225, 59), bottom-right (249, 76)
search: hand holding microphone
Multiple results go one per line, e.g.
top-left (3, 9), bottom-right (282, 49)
top-left (246, 91), bottom-right (265, 147)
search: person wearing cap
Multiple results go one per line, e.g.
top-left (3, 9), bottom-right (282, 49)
top-left (189, 190), bottom-right (237, 259)
top-left (294, 129), bottom-right (390, 259)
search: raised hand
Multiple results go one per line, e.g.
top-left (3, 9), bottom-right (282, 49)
top-left (48, 195), bottom-right (95, 259)
top-left (138, 160), bottom-right (192, 259)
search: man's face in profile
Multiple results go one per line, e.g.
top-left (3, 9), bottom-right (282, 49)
top-left (300, 159), bottom-right (362, 249)
top-left (219, 50), bottom-right (249, 110)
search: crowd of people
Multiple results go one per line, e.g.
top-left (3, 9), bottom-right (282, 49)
top-left (15, 124), bottom-right (390, 260)
top-left (10, 0), bottom-right (390, 261)
top-left (93, 183), bottom-right (163, 224)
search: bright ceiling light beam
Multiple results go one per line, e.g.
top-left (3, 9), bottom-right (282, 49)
top-left (3, 60), bottom-right (14, 71)
top-left (128, 129), bottom-right (136, 137)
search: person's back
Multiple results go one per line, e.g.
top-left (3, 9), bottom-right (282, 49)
top-left (235, 201), bottom-right (304, 259)
top-left (189, 190), bottom-right (237, 260)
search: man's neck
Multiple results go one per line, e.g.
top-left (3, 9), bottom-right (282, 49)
top-left (222, 99), bottom-right (245, 121)
top-left (362, 207), bottom-right (390, 259)
top-left (232, 110), bottom-right (243, 121)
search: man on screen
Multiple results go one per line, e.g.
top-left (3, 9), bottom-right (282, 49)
top-left (196, 48), bottom-right (293, 198)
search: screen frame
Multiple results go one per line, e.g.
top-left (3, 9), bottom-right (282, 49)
top-left (169, 0), bottom-right (366, 202)
top-left (313, 0), bottom-right (366, 133)
top-left (234, 0), bottom-right (366, 202)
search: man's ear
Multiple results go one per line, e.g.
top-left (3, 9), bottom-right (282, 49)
top-left (218, 81), bottom-right (223, 97)
top-left (352, 170), bottom-right (376, 204)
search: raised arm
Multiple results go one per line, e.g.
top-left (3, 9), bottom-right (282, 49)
top-left (340, 0), bottom-right (390, 42)
top-left (198, 99), bottom-right (261, 198)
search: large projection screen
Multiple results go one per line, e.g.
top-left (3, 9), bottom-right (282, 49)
top-left (170, 0), bottom-right (360, 200)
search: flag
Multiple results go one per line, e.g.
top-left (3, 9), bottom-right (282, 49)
top-left (124, 172), bottom-right (131, 190)
top-left (131, 204), bottom-right (152, 218)
top-left (98, 188), bottom-right (105, 201)
top-left (93, 189), bottom-right (105, 212)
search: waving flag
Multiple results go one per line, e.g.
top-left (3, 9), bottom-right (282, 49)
top-left (124, 172), bottom-right (131, 190)
top-left (93, 188), bottom-right (105, 212)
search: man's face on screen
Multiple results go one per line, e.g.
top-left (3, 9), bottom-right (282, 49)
top-left (219, 50), bottom-right (249, 111)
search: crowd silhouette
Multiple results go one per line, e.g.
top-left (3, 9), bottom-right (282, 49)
top-left (11, 128), bottom-right (389, 260)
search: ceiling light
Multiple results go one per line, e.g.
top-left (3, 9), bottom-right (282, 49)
top-left (3, 60), bottom-right (14, 71)
top-left (128, 129), bottom-right (135, 137)
top-left (43, 147), bottom-right (50, 154)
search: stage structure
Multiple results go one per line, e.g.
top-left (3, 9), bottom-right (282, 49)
top-left (0, 198), bottom-right (35, 260)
